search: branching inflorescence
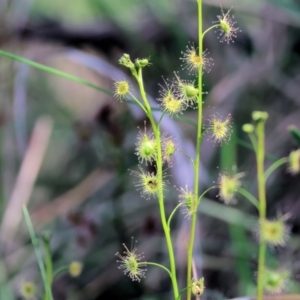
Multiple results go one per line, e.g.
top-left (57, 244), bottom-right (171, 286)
top-left (112, 4), bottom-right (295, 300)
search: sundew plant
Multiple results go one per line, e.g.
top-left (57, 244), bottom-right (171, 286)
top-left (112, 2), bottom-right (298, 300)
top-left (113, 2), bottom-right (238, 300)
top-left (0, 1), bottom-right (299, 300)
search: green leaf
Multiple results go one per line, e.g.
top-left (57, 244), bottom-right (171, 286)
top-left (288, 126), bottom-right (300, 145)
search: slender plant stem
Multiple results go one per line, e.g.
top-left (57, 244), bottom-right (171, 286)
top-left (53, 266), bottom-right (68, 279)
top-left (22, 205), bottom-right (53, 300)
top-left (248, 133), bottom-right (258, 154)
top-left (237, 187), bottom-right (259, 209)
top-left (186, 1), bottom-right (203, 299)
top-left (135, 69), bottom-right (179, 299)
top-left (256, 121), bottom-right (267, 300)
top-left (177, 150), bottom-right (195, 168)
top-left (167, 203), bottom-right (183, 229)
top-left (202, 24), bottom-right (219, 39)
top-left (128, 92), bottom-right (147, 114)
top-left (42, 237), bottom-right (53, 300)
top-left (264, 157), bottom-right (288, 181)
top-left (144, 262), bottom-right (172, 279)
top-left (198, 186), bottom-right (216, 201)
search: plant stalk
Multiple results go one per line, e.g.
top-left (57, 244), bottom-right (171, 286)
top-left (186, 0), bottom-right (203, 299)
top-left (136, 70), bottom-right (179, 299)
top-left (256, 120), bottom-right (267, 300)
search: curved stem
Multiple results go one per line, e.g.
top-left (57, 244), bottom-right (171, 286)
top-left (198, 186), bottom-right (217, 202)
top-left (53, 266), bottom-right (68, 279)
top-left (187, 1), bottom-right (203, 299)
top-left (144, 262), bottom-right (172, 279)
top-left (177, 150), bottom-right (195, 168)
top-left (237, 187), bottom-right (259, 209)
top-left (264, 157), bottom-right (288, 181)
top-left (177, 287), bottom-right (189, 300)
top-left (158, 109), bottom-right (167, 128)
top-left (128, 92), bottom-right (148, 114)
top-left (256, 121), bottom-right (267, 300)
top-left (167, 203), bottom-right (183, 229)
top-left (135, 68), bottom-right (179, 299)
top-left (201, 24), bottom-right (219, 41)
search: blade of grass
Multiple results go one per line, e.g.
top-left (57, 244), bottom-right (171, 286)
top-left (0, 49), bottom-right (110, 94)
top-left (22, 205), bottom-right (53, 300)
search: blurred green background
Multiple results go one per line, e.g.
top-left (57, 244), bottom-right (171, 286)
top-left (0, 0), bottom-right (300, 299)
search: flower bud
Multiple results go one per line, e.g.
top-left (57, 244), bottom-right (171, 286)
top-left (135, 126), bottom-right (157, 164)
top-left (114, 80), bottom-right (130, 100)
top-left (179, 186), bottom-right (197, 218)
top-left (207, 114), bottom-right (232, 144)
top-left (261, 218), bottom-right (289, 246)
top-left (21, 281), bottom-right (36, 299)
top-left (191, 277), bottom-right (205, 296)
top-left (252, 111), bottom-right (269, 122)
top-left (288, 149), bottom-right (300, 174)
top-left (69, 261), bottom-right (83, 277)
top-left (242, 123), bottom-right (254, 133)
top-left (264, 268), bottom-right (289, 294)
top-left (218, 173), bottom-right (243, 204)
top-left (118, 53), bottom-right (135, 69)
top-left (135, 58), bottom-right (150, 68)
top-left (116, 240), bottom-right (147, 282)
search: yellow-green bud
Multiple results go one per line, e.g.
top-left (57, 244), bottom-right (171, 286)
top-left (264, 268), bottom-right (289, 294)
top-left (191, 277), bottom-right (205, 296)
top-left (288, 149), bottom-right (300, 174)
top-left (261, 218), bottom-right (288, 246)
top-left (119, 53), bottom-right (135, 69)
top-left (135, 58), bottom-right (150, 68)
top-left (21, 281), bottom-right (36, 299)
top-left (69, 261), bottom-right (83, 277)
top-left (242, 123), bottom-right (254, 133)
top-left (252, 111), bottom-right (269, 122)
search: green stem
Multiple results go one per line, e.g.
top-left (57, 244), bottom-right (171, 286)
top-left (0, 50), bottom-right (110, 95)
top-left (128, 92), bottom-right (148, 114)
top-left (144, 262), bottom-right (172, 279)
top-left (237, 187), bottom-right (259, 209)
top-left (176, 287), bottom-right (189, 300)
top-left (42, 237), bottom-right (53, 300)
top-left (158, 109), bottom-right (167, 128)
top-left (22, 206), bottom-right (53, 300)
top-left (177, 150), bottom-right (195, 168)
top-left (198, 186), bottom-right (216, 202)
top-left (248, 133), bottom-right (258, 155)
top-left (202, 24), bottom-right (219, 40)
top-left (135, 68), bottom-right (179, 299)
top-left (53, 266), bottom-right (69, 279)
top-left (256, 121), bottom-right (267, 300)
top-left (167, 203), bottom-right (183, 229)
top-left (264, 157), bottom-right (288, 181)
top-left (187, 1), bottom-right (203, 299)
